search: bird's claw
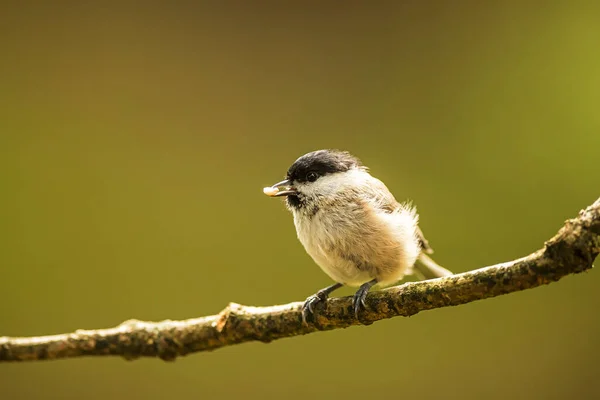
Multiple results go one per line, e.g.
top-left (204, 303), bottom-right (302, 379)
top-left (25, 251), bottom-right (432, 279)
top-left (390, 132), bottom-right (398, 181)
top-left (352, 280), bottom-right (376, 320)
top-left (301, 291), bottom-right (328, 324)
top-left (352, 287), bottom-right (369, 319)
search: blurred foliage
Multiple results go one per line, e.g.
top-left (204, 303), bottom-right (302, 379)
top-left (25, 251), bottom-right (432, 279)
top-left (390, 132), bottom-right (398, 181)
top-left (1, 2), bottom-right (599, 399)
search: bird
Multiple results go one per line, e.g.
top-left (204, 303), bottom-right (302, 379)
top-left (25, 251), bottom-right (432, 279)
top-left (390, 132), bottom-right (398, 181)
top-left (263, 149), bottom-right (452, 322)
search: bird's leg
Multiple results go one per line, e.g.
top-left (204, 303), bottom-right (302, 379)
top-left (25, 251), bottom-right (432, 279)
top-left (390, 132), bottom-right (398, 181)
top-left (352, 279), bottom-right (377, 319)
top-left (301, 282), bottom-right (343, 324)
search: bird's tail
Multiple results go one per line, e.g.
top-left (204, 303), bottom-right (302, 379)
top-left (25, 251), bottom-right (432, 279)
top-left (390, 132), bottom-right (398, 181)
top-left (412, 253), bottom-right (453, 280)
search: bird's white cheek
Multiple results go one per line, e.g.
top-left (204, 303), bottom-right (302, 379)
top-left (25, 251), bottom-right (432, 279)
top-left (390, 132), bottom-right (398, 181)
top-left (297, 178), bottom-right (335, 198)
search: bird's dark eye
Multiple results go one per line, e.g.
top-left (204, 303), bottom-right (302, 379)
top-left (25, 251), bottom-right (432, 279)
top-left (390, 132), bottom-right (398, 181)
top-left (306, 172), bottom-right (318, 182)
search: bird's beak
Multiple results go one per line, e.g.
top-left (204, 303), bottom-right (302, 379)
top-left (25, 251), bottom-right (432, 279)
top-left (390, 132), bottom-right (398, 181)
top-left (263, 179), bottom-right (297, 197)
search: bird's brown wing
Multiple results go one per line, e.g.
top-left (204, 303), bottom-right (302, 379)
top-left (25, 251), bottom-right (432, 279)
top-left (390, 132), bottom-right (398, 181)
top-left (415, 226), bottom-right (434, 254)
top-left (367, 177), bottom-right (434, 254)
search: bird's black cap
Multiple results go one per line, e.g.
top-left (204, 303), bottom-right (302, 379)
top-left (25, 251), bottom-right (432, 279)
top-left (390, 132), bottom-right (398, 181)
top-left (286, 149), bottom-right (362, 183)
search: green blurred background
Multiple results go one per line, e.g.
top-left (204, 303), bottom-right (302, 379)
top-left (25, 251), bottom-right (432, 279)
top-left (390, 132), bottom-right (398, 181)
top-left (1, 2), bottom-right (599, 399)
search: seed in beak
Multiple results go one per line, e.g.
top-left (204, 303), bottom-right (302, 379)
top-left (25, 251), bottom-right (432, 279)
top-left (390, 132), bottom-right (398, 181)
top-left (263, 186), bottom-right (280, 197)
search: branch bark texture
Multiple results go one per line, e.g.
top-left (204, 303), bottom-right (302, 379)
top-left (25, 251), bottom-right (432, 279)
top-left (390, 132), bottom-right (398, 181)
top-left (2, 198), bottom-right (599, 363)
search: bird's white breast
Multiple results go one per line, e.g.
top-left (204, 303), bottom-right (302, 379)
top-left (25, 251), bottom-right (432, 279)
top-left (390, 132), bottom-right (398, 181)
top-left (293, 206), bottom-right (374, 286)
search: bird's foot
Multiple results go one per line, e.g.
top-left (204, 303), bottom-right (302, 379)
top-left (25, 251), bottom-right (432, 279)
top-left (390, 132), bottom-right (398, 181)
top-left (301, 291), bottom-right (327, 324)
top-left (301, 283), bottom-right (343, 324)
top-left (352, 279), bottom-right (377, 319)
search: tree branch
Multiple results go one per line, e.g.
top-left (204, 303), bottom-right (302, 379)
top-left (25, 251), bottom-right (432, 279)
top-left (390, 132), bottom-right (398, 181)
top-left (2, 198), bottom-right (599, 363)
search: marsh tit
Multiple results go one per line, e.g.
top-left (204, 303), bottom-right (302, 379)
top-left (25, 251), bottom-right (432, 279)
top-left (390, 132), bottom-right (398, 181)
top-left (264, 149), bottom-right (452, 322)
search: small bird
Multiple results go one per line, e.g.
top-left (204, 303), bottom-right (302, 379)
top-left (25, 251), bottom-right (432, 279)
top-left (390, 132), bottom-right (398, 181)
top-left (264, 149), bottom-right (452, 322)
